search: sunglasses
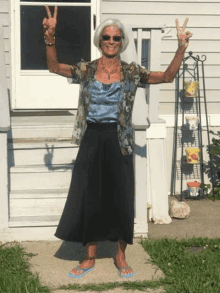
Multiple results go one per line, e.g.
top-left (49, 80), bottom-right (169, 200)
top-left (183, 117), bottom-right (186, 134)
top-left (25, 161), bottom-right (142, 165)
top-left (101, 35), bottom-right (122, 42)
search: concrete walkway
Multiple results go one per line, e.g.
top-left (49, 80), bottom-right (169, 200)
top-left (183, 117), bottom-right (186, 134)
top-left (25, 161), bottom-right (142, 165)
top-left (19, 237), bottom-right (165, 293)
top-left (148, 197), bottom-right (220, 240)
top-left (8, 197), bottom-right (220, 292)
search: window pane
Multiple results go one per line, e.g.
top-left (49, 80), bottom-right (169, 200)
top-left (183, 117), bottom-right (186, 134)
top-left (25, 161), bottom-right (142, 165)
top-left (134, 39), bottom-right (149, 68)
top-left (20, 6), bottom-right (91, 70)
top-left (142, 39), bottom-right (149, 69)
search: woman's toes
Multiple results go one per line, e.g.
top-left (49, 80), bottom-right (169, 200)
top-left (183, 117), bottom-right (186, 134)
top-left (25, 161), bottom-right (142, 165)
top-left (121, 268), bottom-right (133, 274)
top-left (71, 268), bottom-right (83, 275)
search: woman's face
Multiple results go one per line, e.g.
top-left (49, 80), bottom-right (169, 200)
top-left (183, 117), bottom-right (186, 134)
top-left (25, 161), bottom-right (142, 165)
top-left (100, 25), bottom-right (122, 58)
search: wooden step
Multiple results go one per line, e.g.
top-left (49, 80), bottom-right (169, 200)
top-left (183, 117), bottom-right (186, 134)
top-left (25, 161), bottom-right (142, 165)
top-left (8, 215), bottom-right (60, 227)
top-left (10, 188), bottom-right (69, 199)
top-left (9, 115), bottom-right (76, 140)
top-left (8, 141), bottom-right (79, 166)
top-left (10, 165), bottom-right (73, 191)
top-left (10, 189), bottom-right (68, 217)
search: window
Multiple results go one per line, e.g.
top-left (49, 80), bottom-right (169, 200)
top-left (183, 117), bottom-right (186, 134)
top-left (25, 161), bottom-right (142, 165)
top-left (20, 5), bottom-right (91, 70)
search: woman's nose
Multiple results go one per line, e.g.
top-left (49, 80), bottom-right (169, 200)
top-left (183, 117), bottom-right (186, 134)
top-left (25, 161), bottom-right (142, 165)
top-left (109, 38), bottom-right (114, 44)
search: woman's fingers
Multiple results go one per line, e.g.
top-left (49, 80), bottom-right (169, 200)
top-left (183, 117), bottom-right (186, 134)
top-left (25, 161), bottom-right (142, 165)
top-left (182, 18), bottom-right (189, 32)
top-left (43, 5), bottom-right (57, 35)
top-left (43, 18), bottom-right (47, 26)
top-left (175, 18), bottom-right (180, 33)
top-left (176, 18), bottom-right (189, 35)
top-left (43, 18), bottom-right (50, 29)
top-left (53, 6), bottom-right (58, 21)
top-left (185, 31), bottom-right (193, 39)
top-left (45, 5), bottom-right (52, 18)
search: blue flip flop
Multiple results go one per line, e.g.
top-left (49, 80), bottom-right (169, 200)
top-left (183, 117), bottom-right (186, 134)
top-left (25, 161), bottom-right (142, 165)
top-left (117, 265), bottom-right (136, 279)
top-left (69, 265), bottom-right (95, 279)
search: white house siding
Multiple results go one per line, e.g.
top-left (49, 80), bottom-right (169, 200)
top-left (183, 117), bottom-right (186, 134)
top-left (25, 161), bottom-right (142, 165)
top-left (101, 0), bottom-right (220, 114)
top-left (0, 0), bottom-right (10, 90)
top-left (102, 0), bottom-right (220, 190)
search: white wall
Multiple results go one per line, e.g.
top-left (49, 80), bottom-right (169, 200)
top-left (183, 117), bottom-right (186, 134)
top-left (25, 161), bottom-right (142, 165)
top-left (101, 0), bottom-right (220, 115)
top-left (0, 1), bottom-right (10, 90)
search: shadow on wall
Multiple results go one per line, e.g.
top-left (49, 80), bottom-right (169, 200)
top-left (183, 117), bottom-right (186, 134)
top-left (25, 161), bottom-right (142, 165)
top-left (44, 143), bottom-right (75, 171)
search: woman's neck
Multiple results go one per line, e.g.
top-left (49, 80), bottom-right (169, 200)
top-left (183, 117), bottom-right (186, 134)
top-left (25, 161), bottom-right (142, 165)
top-left (101, 55), bottom-right (120, 68)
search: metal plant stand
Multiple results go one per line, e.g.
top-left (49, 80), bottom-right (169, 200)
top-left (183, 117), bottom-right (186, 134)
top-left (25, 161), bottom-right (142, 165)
top-left (170, 51), bottom-right (216, 201)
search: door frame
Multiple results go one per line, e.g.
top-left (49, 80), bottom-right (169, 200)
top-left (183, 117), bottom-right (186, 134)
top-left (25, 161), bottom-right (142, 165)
top-left (10, 0), bottom-right (101, 110)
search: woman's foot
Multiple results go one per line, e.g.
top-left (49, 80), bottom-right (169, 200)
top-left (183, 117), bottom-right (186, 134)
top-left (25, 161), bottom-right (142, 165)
top-left (70, 259), bottom-right (95, 276)
top-left (114, 254), bottom-right (134, 276)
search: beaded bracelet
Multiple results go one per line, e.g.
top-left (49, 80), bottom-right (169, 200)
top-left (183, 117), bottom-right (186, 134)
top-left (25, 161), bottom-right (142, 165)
top-left (44, 36), bottom-right (55, 46)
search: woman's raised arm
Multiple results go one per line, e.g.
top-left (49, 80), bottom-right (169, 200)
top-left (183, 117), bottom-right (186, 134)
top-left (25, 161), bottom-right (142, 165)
top-left (147, 18), bottom-right (193, 84)
top-left (43, 5), bottom-right (73, 77)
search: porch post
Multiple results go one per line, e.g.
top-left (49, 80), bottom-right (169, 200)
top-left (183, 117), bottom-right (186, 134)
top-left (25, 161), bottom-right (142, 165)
top-left (0, 134), bottom-right (9, 228)
top-left (0, 24), bottom-right (10, 229)
top-left (146, 122), bottom-right (172, 224)
top-left (147, 29), bottom-right (172, 224)
top-left (120, 23), bottom-right (148, 237)
top-left (132, 88), bottom-right (149, 237)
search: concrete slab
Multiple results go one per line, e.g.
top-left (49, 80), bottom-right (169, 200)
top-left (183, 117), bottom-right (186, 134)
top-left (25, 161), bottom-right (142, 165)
top-left (19, 237), bottom-right (165, 292)
top-left (148, 198), bottom-right (220, 240)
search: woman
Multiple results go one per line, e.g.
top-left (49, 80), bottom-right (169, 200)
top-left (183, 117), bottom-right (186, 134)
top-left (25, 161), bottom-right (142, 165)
top-left (43, 6), bottom-right (192, 279)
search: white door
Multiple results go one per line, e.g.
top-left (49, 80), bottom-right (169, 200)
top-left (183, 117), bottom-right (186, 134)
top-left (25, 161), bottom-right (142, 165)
top-left (12, 0), bottom-right (100, 109)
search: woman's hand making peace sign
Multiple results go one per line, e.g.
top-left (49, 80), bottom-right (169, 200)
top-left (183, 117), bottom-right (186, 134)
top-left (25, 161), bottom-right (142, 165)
top-left (43, 5), bottom-right (58, 37)
top-left (176, 18), bottom-right (193, 49)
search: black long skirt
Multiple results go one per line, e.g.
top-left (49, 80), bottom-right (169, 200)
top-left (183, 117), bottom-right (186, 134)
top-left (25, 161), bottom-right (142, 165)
top-left (54, 122), bottom-right (134, 246)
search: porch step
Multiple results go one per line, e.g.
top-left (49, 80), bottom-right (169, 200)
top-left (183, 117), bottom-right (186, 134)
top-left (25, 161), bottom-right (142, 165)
top-left (10, 188), bottom-right (69, 199)
top-left (10, 165), bottom-right (73, 191)
top-left (8, 141), bottom-right (79, 166)
top-left (9, 189), bottom-right (69, 218)
top-left (8, 115), bottom-right (80, 225)
top-left (8, 215), bottom-right (60, 227)
top-left (9, 115), bottom-right (76, 140)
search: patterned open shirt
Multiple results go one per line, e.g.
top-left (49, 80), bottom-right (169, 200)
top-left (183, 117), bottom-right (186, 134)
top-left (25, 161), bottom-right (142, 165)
top-left (68, 58), bottom-right (150, 156)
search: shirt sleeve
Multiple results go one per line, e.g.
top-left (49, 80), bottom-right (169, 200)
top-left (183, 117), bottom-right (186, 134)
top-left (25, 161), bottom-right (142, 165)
top-left (67, 60), bottom-right (86, 84)
top-left (137, 64), bottom-right (151, 87)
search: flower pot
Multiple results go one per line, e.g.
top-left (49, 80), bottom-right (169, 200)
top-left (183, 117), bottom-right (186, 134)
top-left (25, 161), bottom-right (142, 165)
top-left (187, 181), bottom-right (201, 197)
top-left (185, 147), bottom-right (200, 164)
top-left (185, 116), bottom-right (199, 130)
top-left (184, 81), bottom-right (199, 98)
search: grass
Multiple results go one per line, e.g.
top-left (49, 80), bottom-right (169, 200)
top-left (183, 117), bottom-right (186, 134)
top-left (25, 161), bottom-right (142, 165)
top-left (140, 236), bottom-right (220, 293)
top-left (0, 242), bottom-right (50, 293)
top-left (1, 236), bottom-right (220, 292)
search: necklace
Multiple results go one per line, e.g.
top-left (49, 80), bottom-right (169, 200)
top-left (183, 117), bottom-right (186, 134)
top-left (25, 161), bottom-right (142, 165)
top-left (101, 58), bottom-right (119, 80)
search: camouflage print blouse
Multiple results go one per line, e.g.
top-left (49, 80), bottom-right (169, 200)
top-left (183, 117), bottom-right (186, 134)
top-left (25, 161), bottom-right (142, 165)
top-left (68, 58), bottom-right (150, 156)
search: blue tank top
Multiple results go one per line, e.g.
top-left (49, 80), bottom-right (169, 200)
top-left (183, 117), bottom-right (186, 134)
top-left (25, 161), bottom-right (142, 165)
top-left (86, 81), bottom-right (123, 123)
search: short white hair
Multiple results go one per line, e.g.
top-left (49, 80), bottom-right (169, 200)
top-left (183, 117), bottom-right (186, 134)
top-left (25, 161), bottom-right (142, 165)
top-left (93, 19), bottom-right (129, 54)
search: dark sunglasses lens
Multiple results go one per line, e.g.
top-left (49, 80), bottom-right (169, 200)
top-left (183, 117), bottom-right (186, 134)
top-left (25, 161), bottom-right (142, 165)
top-left (102, 35), bottom-right (110, 41)
top-left (113, 36), bottom-right (121, 42)
top-left (101, 35), bottom-right (122, 42)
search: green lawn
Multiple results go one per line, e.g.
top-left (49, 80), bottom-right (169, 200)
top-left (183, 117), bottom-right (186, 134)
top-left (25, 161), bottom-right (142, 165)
top-left (0, 243), bottom-right (50, 293)
top-left (1, 236), bottom-right (220, 292)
